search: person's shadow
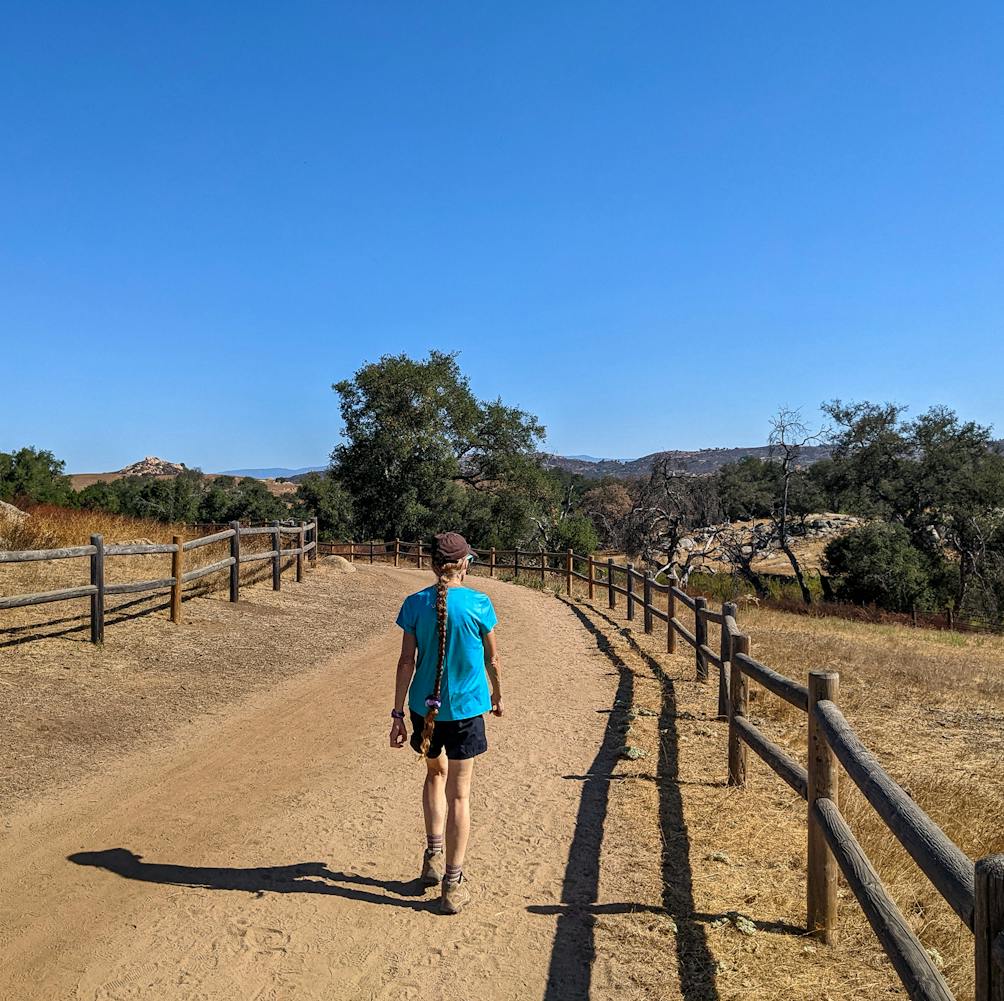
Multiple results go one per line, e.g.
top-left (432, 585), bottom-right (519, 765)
top-left (68, 848), bottom-right (437, 911)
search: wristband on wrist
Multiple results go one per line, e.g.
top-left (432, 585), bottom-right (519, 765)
top-left (390, 708), bottom-right (405, 719)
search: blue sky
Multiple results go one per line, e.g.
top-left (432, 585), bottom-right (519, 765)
top-left (2, 2), bottom-right (1002, 471)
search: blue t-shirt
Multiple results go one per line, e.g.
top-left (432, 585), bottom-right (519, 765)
top-left (396, 585), bottom-right (498, 721)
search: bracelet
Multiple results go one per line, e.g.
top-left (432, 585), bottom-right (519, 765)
top-left (390, 709), bottom-right (405, 719)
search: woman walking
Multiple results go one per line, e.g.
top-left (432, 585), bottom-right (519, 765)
top-left (389, 531), bottom-right (502, 915)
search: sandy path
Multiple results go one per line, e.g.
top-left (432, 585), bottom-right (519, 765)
top-left (0, 568), bottom-right (679, 1001)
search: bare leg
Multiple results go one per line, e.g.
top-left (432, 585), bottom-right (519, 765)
top-left (445, 757), bottom-right (474, 870)
top-left (423, 752), bottom-right (448, 838)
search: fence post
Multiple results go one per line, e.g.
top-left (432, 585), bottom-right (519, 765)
top-left (626, 563), bottom-right (635, 621)
top-left (311, 519), bottom-right (319, 564)
top-left (89, 533), bottom-right (104, 644)
top-left (975, 854), bottom-right (1004, 1001)
top-left (539, 547), bottom-right (546, 587)
top-left (369, 540), bottom-right (375, 565)
top-left (418, 541), bottom-right (424, 569)
top-left (807, 670), bottom-right (840, 942)
top-left (718, 601), bottom-right (737, 718)
top-left (490, 547), bottom-right (496, 577)
top-left (727, 632), bottom-right (749, 786)
top-left (644, 573), bottom-right (653, 633)
top-left (694, 596), bottom-right (708, 681)
top-left (515, 548), bottom-right (520, 580)
top-left (394, 538), bottom-right (400, 568)
top-left (566, 549), bottom-right (573, 595)
top-left (271, 521), bottom-right (281, 590)
top-left (348, 540), bottom-right (355, 563)
top-left (588, 554), bottom-right (595, 601)
top-left (667, 573), bottom-right (678, 653)
top-left (229, 522), bottom-right (240, 602)
top-left (171, 535), bottom-right (183, 623)
top-left (607, 558), bottom-right (616, 609)
top-left (296, 522), bottom-right (305, 582)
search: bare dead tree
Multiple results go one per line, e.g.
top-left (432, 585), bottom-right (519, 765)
top-left (717, 522), bottom-right (774, 597)
top-left (768, 406), bottom-right (826, 604)
top-left (625, 457), bottom-right (723, 576)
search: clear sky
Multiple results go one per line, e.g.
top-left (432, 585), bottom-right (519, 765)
top-left (2, 2), bottom-right (1002, 472)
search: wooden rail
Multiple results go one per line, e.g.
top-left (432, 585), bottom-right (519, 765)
top-left (324, 537), bottom-right (1004, 1001)
top-left (2, 519), bottom-right (319, 642)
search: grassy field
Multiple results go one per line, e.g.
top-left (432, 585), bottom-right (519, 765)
top-left (563, 575), bottom-right (1004, 999)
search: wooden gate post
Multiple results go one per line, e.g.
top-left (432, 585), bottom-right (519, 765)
top-left (311, 520), bottom-right (319, 565)
top-left (348, 540), bottom-right (355, 563)
top-left (975, 854), bottom-right (1004, 1001)
top-left (643, 573), bottom-right (653, 633)
top-left (607, 558), bottom-right (616, 609)
top-left (229, 522), bottom-right (240, 602)
top-left (514, 548), bottom-right (520, 580)
top-left (587, 554), bottom-right (595, 601)
top-left (171, 535), bottom-right (183, 623)
top-left (694, 596), bottom-right (709, 681)
top-left (489, 547), bottom-right (496, 577)
top-left (718, 601), bottom-right (737, 718)
top-left (566, 549), bottom-right (573, 595)
top-left (807, 670), bottom-right (840, 942)
top-left (271, 521), bottom-right (281, 590)
top-left (626, 563), bottom-right (635, 621)
top-left (89, 533), bottom-right (104, 644)
top-left (394, 539), bottom-right (400, 568)
top-left (418, 541), bottom-right (424, 569)
top-left (727, 632), bottom-right (750, 786)
top-left (667, 573), bottom-right (678, 653)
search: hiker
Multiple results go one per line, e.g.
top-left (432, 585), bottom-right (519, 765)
top-left (389, 531), bottom-right (503, 915)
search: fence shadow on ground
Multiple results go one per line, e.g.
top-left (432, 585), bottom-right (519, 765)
top-left (0, 566), bottom-right (278, 649)
top-left (530, 599), bottom-right (719, 1001)
top-left (67, 848), bottom-right (438, 912)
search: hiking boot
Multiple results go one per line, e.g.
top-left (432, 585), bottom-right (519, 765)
top-left (440, 874), bottom-right (471, 915)
top-left (420, 849), bottom-right (444, 888)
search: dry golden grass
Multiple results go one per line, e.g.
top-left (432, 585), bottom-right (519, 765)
top-left (547, 571), bottom-right (1004, 999)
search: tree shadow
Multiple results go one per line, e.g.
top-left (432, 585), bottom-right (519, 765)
top-left (551, 599), bottom-right (720, 1001)
top-left (67, 848), bottom-right (437, 911)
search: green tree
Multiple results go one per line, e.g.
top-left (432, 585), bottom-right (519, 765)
top-left (331, 352), bottom-right (547, 545)
top-left (823, 523), bottom-right (945, 613)
top-left (0, 446), bottom-right (72, 505)
top-left (293, 472), bottom-right (353, 539)
top-left (824, 400), bottom-right (1004, 613)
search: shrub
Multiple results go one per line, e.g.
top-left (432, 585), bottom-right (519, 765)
top-left (823, 522), bottom-right (943, 612)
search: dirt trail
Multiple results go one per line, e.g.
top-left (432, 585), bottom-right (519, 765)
top-left (0, 568), bottom-right (682, 1001)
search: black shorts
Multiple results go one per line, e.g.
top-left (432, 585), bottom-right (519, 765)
top-left (410, 711), bottom-right (487, 760)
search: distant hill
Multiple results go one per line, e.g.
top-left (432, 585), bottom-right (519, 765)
top-left (220, 465), bottom-right (327, 479)
top-left (69, 457), bottom-right (299, 497)
top-left (543, 444), bottom-right (834, 480)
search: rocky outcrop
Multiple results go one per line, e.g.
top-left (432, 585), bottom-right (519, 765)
top-left (119, 456), bottom-right (187, 477)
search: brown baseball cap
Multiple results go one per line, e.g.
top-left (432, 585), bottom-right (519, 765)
top-left (431, 531), bottom-right (473, 563)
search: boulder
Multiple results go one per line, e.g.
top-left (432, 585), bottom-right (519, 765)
top-left (321, 555), bottom-right (356, 573)
top-left (0, 501), bottom-right (29, 524)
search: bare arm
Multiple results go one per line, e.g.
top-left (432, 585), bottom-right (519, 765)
top-left (390, 632), bottom-right (417, 748)
top-left (483, 629), bottom-right (503, 717)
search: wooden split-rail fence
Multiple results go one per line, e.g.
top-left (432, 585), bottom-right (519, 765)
top-left (322, 538), bottom-right (1004, 1001)
top-left (0, 519), bottom-right (320, 642)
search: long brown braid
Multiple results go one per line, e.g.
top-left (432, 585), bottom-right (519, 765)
top-left (419, 558), bottom-right (466, 757)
